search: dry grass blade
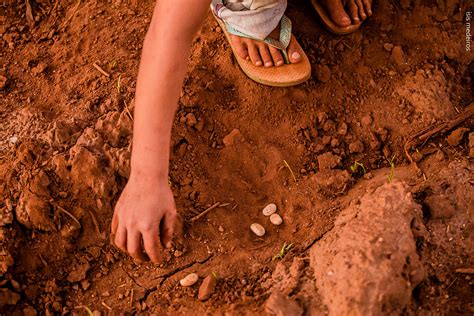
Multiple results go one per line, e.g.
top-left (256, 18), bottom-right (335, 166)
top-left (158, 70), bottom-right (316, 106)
top-left (57, 206), bottom-right (81, 226)
top-left (93, 62), bottom-right (111, 77)
top-left (283, 159), bottom-right (297, 182)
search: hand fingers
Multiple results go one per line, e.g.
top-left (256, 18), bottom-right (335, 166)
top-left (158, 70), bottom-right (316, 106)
top-left (160, 210), bottom-right (177, 249)
top-left (114, 226), bottom-right (127, 253)
top-left (127, 230), bottom-right (148, 262)
top-left (142, 227), bottom-right (161, 263)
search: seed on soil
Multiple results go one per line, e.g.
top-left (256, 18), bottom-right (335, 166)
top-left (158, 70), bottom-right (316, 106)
top-left (179, 273), bottom-right (199, 287)
top-left (262, 203), bottom-right (277, 216)
top-left (250, 223), bottom-right (266, 237)
top-left (270, 213), bottom-right (283, 226)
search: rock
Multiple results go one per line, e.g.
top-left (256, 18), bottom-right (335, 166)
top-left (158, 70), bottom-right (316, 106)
top-left (391, 46), bottom-right (406, 67)
top-left (446, 127), bottom-right (469, 146)
top-left (270, 214), bottom-right (283, 226)
top-left (310, 182), bottom-right (424, 315)
top-left (0, 75), bottom-right (7, 90)
top-left (31, 62), bottom-right (47, 74)
top-left (81, 279), bottom-right (91, 291)
top-left (250, 223), bottom-right (266, 237)
top-left (383, 43), bottom-right (394, 52)
top-left (424, 194), bottom-right (455, 219)
top-left (317, 152), bottom-right (341, 171)
top-left (262, 203), bottom-right (277, 216)
top-left (198, 275), bottom-right (217, 301)
top-left (0, 288), bottom-right (20, 306)
top-left (67, 262), bottom-right (91, 283)
top-left (185, 113), bottom-right (197, 127)
top-left (264, 290), bottom-right (303, 316)
top-left (180, 273), bottom-right (199, 287)
top-left (348, 140), bottom-right (365, 153)
top-left (316, 64), bottom-right (331, 83)
top-left (223, 128), bottom-right (242, 146)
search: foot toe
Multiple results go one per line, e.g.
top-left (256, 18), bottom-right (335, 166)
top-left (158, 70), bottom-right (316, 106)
top-left (287, 37), bottom-right (302, 64)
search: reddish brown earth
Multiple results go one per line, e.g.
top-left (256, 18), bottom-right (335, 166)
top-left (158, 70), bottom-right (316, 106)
top-left (0, 0), bottom-right (473, 314)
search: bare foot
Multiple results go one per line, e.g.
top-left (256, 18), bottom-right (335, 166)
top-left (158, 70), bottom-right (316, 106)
top-left (319, 0), bottom-right (373, 27)
top-left (228, 26), bottom-right (302, 67)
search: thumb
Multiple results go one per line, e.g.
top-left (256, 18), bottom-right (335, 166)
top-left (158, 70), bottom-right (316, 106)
top-left (160, 210), bottom-right (177, 248)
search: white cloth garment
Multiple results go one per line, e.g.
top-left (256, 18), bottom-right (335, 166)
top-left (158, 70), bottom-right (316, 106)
top-left (212, 0), bottom-right (287, 40)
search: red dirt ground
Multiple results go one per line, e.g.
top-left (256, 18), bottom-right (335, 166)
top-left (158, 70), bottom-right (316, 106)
top-left (0, 0), bottom-right (473, 314)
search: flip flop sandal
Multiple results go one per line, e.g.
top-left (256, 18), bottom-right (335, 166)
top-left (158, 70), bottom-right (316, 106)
top-left (212, 11), bottom-right (311, 87)
top-left (311, 0), bottom-right (362, 35)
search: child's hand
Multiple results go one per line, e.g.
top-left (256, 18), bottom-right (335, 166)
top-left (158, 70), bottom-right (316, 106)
top-left (111, 175), bottom-right (176, 263)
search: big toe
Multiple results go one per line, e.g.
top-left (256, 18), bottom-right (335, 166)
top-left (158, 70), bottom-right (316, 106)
top-left (287, 37), bottom-right (303, 64)
top-left (324, 0), bottom-right (352, 27)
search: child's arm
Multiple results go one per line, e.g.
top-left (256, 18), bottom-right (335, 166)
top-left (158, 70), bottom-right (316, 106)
top-left (111, 1), bottom-right (210, 263)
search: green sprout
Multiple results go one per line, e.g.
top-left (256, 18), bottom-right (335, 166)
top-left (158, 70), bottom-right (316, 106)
top-left (349, 161), bottom-right (366, 175)
top-left (387, 154), bottom-right (397, 182)
top-left (272, 242), bottom-right (293, 261)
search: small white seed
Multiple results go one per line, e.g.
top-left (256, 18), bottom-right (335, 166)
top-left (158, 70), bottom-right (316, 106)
top-left (270, 213), bottom-right (283, 226)
top-left (179, 273), bottom-right (199, 287)
top-left (262, 203), bottom-right (277, 216)
top-left (250, 223), bottom-right (266, 237)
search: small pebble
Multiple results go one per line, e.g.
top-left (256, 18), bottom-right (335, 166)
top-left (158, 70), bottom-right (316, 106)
top-left (250, 223), bottom-right (265, 237)
top-left (179, 273), bottom-right (199, 287)
top-left (270, 214), bottom-right (283, 226)
top-left (262, 203), bottom-right (277, 216)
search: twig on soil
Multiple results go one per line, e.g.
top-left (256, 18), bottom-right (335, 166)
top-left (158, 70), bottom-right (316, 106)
top-left (57, 206), bottom-right (81, 226)
top-left (130, 289), bottom-right (134, 307)
top-left (88, 209), bottom-right (102, 237)
top-left (124, 101), bottom-right (133, 121)
top-left (59, 0), bottom-right (81, 30)
top-left (38, 254), bottom-right (48, 267)
top-left (283, 159), bottom-right (297, 182)
top-left (92, 62), bottom-right (111, 77)
top-left (25, 0), bottom-right (35, 27)
top-left (455, 267), bottom-right (474, 274)
top-left (404, 102), bottom-right (474, 171)
top-left (101, 302), bottom-right (112, 310)
top-left (189, 202), bottom-right (220, 222)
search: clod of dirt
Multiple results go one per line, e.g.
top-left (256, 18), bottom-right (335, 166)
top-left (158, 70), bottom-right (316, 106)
top-left (391, 45), bottom-right (406, 68)
top-left (223, 128), bottom-right (242, 146)
top-left (250, 223), bottom-right (266, 237)
top-left (0, 75), bottom-right (7, 90)
top-left (310, 182), bottom-right (424, 315)
top-left (317, 152), bottom-right (341, 171)
top-left (31, 62), bottom-right (47, 75)
top-left (198, 275), bottom-right (217, 301)
top-left (185, 113), bottom-right (197, 127)
top-left (316, 64), bottom-right (331, 83)
top-left (180, 273), bottom-right (199, 287)
top-left (424, 194), bottom-right (455, 219)
top-left (361, 115), bottom-right (373, 127)
top-left (270, 213), bottom-right (283, 226)
top-left (0, 288), bottom-right (20, 306)
top-left (446, 127), bottom-right (470, 146)
top-left (67, 262), bottom-right (91, 283)
top-left (264, 290), bottom-right (303, 316)
top-left (262, 203), bottom-right (277, 216)
top-left (383, 43), bottom-right (394, 52)
top-left (22, 306), bottom-right (37, 316)
top-left (309, 170), bottom-right (351, 196)
top-left (469, 132), bottom-right (474, 157)
top-left (348, 140), bottom-right (365, 153)
top-left (16, 190), bottom-right (55, 231)
top-left (0, 200), bottom-right (14, 227)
